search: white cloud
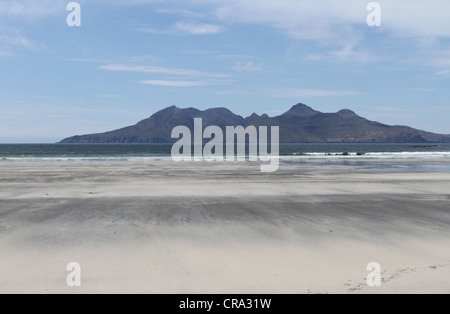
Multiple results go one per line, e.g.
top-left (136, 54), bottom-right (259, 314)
top-left (139, 21), bottom-right (224, 35)
top-left (0, 0), bottom-right (64, 56)
top-left (212, 0), bottom-right (365, 44)
top-left (100, 63), bottom-right (228, 78)
top-left (136, 27), bottom-right (171, 35)
top-left (305, 45), bottom-right (380, 63)
top-left (128, 55), bottom-right (158, 62)
top-left (408, 48), bottom-right (450, 75)
top-left (103, 0), bottom-right (450, 40)
top-left (155, 8), bottom-right (204, 18)
top-left (231, 62), bottom-right (263, 72)
top-left (211, 0), bottom-right (450, 40)
top-left (0, 0), bottom-right (63, 18)
top-left (65, 58), bottom-right (112, 63)
top-left (173, 21), bottom-right (224, 34)
top-left (428, 49), bottom-right (450, 69)
top-left (141, 80), bottom-right (208, 87)
top-left (270, 89), bottom-right (360, 98)
top-left (435, 70), bottom-right (450, 77)
top-left (0, 28), bottom-right (35, 55)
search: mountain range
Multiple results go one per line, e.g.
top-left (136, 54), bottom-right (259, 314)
top-left (60, 104), bottom-right (450, 143)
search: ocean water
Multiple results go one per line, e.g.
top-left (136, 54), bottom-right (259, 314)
top-left (0, 143), bottom-right (450, 161)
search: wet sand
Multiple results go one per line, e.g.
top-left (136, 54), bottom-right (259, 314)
top-left (0, 159), bottom-right (449, 294)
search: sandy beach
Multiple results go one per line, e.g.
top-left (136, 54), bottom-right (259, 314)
top-left (0, 159), bottom-right (449, 294)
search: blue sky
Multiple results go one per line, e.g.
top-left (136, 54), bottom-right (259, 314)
top-left (1, 0), bottom-right (450, 143)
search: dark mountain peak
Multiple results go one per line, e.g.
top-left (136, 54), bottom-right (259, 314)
top-left (337, 109), bottom-right (359, 118)
top-left (261, 114), bottom-right (270, 119)
top-left (204, 107), bottom-right (235, 116)
top-left (244, 112), bottom-right (261, 124)
top-left (153, 105), bottom-right (182, 116)
top-left (147, 105), bottom-right (200, 121)
top-left (292, 103), bottom-right (312, 110)
top-left (284, 103), bottom-right (321, 117)
top-left (201, 107), bottom-right (244, 123)
top-left (154, 105), bottom-right (177, 115)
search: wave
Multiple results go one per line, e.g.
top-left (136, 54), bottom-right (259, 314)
top-left (1, 151), bottom-right (450, 162)
top-left (282, 152), bottom-right (450, 159)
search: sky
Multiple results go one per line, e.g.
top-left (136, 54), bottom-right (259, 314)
top-left (1, 0), bottom-right (450, 143)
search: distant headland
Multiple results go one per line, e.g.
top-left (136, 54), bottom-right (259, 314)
top-left (60, 104), bottom-right (450, 144)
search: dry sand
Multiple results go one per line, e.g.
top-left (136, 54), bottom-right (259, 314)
top-left (0, 159), bottom-right (449, 294)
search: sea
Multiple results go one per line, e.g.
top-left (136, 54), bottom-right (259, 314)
top-left (1, 143), bottom-right (450, 161)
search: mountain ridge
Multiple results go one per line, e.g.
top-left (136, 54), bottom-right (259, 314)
top-left (60, 104), bottom-right (450, 143)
